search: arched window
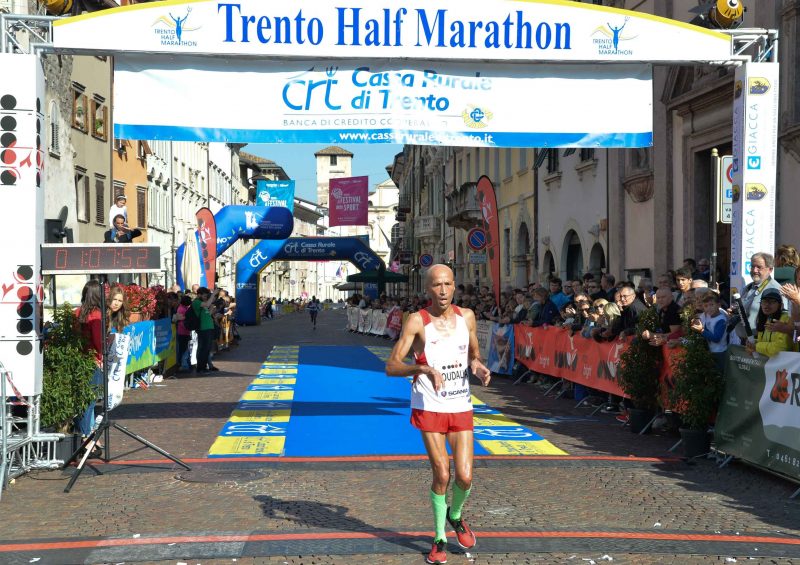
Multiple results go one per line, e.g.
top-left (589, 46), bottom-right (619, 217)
top-left (48, 100), bottom-right (60, 156)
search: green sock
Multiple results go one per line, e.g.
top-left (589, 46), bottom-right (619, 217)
top-left (449, 483), bottom-right (471, 521)
top-left (430, 490), bottom-right (448, 542)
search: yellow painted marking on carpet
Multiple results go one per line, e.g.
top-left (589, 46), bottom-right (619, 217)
top-left (241, 391), bottom-right (294, 401)
top-left (471, 395), bottom-right (485, 406)
top-left (262, 362), bottom-right (298, 366)
top-left (478, 439), bottom-right (567, 455)
top-left (209, 436), bottom-right (285, 456)
top-left (260, 368), bottom-right (298, 375)
top-left (253, 377), bottom-right (296, 384)
top-left (230, 410), bottom-right (291, 423)
top-left (473, 413), bottom-right (517, 427)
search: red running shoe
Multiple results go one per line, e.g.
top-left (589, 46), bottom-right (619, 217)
top-left (426, 540), bottom-right (447, 564)
top-left (446, 507), bottom-right (477, 549)
top-left (615, 410), bottom-right (630, 424)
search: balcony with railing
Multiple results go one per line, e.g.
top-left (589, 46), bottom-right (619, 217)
top-left (445, 182), bottom-right (483, 230)
top-left (397, 195), bottom-right (411, 213)
top-left (414, 215), bottom-right (442, 240)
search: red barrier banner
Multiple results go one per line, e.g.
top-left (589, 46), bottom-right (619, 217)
top-left (514, 326), bottom-right (628, 396)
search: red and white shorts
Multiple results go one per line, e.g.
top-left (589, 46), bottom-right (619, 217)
top-left (411, 409), bottom-right (473, 433)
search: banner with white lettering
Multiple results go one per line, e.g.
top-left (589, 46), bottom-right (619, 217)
top-left (113, 56), bottom-right (652, 148)
top-left (54, 0), bottom-right (731, 63)
top-left (330, 176), bottom-right (369, 226)
top-left (256, 179), bottom-right (295, 211)
top-left (716, 346), bottom-right (800, 483)
top-left (729, 63), bottom-right (779, 294)
top-left (106, 332), bottom-right (130, 411)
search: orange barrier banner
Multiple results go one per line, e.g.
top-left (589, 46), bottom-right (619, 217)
top-left (514, 326), bottom-right (628, 396)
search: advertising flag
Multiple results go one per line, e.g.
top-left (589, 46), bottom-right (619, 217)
top-left (329, 176), bottom-right (368, 227)
top-left (256, 179), bottom-right (295, 212)
top-left (476, 175), bottom-right (501, 305)
top-left (196, 207), bottom-right (217, 288)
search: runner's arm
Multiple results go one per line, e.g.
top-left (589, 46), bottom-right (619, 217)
top-left (462, 308), bottom-right (491, 386)
top-left (385, 312), bottom-right (439, 381)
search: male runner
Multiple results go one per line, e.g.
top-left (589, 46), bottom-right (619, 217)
top-left (386, 264), bottom-right (491, 564)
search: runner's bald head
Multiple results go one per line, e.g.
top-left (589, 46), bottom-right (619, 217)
top-left (425, 264), bottom-right (454, 287)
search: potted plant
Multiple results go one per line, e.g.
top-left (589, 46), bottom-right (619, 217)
top-left (123, 284), bottom-right (159, 321)
top-left (668, 330), bottom-right (724, 458)
top-left (41, 305), bottom-right (100, 460)
top-left (617, 306), bottom-right (662, 433)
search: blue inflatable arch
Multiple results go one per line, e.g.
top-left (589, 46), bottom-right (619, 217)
top-left (235, 237), bottom-right (385, 325)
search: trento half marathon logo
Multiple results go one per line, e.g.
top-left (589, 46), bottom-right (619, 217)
top-left (152, 7), bottom-right (200, 47)
top-left (591, 17), bottom-right (637, 55)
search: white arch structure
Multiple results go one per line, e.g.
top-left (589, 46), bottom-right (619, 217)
top-left (0, 0), bottom-right (779, 486)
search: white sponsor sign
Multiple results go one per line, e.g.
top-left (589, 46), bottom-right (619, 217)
top-left (761, 353), bottom-right (800, 451)
top-left (114, 56), bottom-right (652, 148)
top-left (370, 310), bottom-right (388, 335)
top-left (106, 333), bottom-right (130, 411)
top-left (53, 0), bottom-right (730, 63)
top-left (729, 63), bottom-right (779, 292)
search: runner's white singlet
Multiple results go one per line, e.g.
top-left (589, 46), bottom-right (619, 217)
top-left (412, 306), bottom-right (472, 413)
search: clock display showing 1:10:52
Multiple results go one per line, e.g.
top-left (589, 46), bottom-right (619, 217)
top-left (40, 244), bottom-right (162, 274)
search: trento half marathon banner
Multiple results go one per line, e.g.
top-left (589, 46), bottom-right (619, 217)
top-left (729, 63), bottom-right (779, 294)
top-left (53, 0), bottom-right (731, 63)
top-left (716, 347), bottom-right (800, 484)
top-left (113, 56), bottom-right (652, 148)
top-left (330, 176), bottom-right (368, 227)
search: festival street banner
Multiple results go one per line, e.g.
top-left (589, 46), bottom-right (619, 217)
top-left (330, 176), bottom-right (369, 227)
top-left (716, 347), bottom-right (800, 483)
top-left (113, 56), bottom-right (652, 148)
top-left (487, 323), bottom-right (515, 375)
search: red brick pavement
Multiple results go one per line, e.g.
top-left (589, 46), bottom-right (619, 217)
top-left (0, 308), bottom-right (799, 564)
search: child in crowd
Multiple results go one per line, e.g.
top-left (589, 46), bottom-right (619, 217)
top-left (690, 292), bottom-right (729, 372)
top-left (746, 288), bottom-right (793, 357)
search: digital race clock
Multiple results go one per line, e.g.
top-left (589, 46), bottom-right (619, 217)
top-left (41, 244), bottom-right (162, 274)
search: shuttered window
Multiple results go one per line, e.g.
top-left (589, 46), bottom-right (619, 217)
top-left (95, 174), bottom-right (106, 226)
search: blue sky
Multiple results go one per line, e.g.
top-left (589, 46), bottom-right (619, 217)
top-left (247, 143), bottom-right (402, 203)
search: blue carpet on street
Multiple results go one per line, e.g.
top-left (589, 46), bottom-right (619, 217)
top-left (208, 346), bottom-right (566, 457)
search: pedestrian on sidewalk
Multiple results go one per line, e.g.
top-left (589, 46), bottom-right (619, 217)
top-left (386, 264), bottom-right (491, 565)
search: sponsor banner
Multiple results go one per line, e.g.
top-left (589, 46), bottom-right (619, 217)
top-left (196, 207), bottom-right (217, 288)
top-left (0, 54), bottom-right (45, 397)
top-left (114, 56), bottom-right (652, 148)
top-left (371, 310), bottom-right (388, 335)
top-left (487, 323), bottom-right (514, 375)
top-left (716, 347), bottom-right (800, 483)
top-left (514, 325), bottom-right (627, 396)
top-left (122, 319), bottom-right (176, 374)
top-left (358, 308), bottom-right (372, 333)
top-left (348, 307), bottom-right (360, 332)
top-left (476, 176), bottom-right (502, 306)
top-left (476, 320), bottom-right (491, 362)
top-left (106, 332), bottom-right (130, 410)
top-left (256, 179), bottom-right (295, 211)
top-left (54, 0), bottom-right (730, 63)
top-left (729, 63), bottom-right (779, 292)
top-left (330, 176), bottom-right (369, 227)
